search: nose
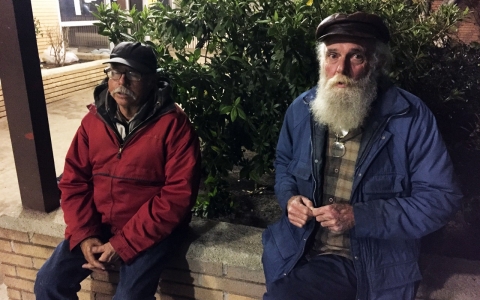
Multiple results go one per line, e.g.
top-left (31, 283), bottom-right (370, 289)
top-left (117, 73), bottom-right (127, 85)
top-left (336, 57), bottom-right (349, 76)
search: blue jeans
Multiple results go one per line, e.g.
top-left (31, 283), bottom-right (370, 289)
top-left (34, 227), bottom-right (185, 300)
top-left (263, 254), bottom-right (357, 300)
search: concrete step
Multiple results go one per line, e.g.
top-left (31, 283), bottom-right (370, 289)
top-left (416, 254), bottom-right (480, 299)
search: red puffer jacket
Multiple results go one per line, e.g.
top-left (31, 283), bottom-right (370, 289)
top-left (59, 84), bottom-right (201, 264)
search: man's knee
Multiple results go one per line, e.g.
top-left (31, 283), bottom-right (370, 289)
top-left (34, 240), bottom-right (90, 298)
top-left (33, 265), bottom-right (49, 295)
top-left (113, 286), bottom-right (157, 300)
top-left (34, 262), bottom-right (86, 299)
top-left (263, 279), bottom-right (294, 300)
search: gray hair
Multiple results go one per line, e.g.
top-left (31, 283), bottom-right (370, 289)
top-left (316, 40), bottom-right (392, 77)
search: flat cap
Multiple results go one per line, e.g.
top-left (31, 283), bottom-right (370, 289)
top-left (315, 12), bottom-right (390, 44)
top-left (104, 42), bottom-right (157, 74)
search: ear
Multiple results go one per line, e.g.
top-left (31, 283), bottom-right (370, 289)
top-left (371, 41), bottom-right (392, 74)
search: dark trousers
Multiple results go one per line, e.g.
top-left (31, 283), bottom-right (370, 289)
top-left (34, 227), bottom-right (184, 300)
top-left (263, 254), bottom-right (357, 300)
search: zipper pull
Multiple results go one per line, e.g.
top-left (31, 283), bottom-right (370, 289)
top-left (117, 147), bottom-right (123, 158)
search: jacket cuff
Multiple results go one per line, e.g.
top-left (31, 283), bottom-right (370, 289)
top-left (67, 228), bottom-right (101, 251)
top-left (278, 190), bottom-right (295, 211)
top-left (109, 233), bottom-right (137, 264)
top-left (352, 203), bottom-right (375, 238)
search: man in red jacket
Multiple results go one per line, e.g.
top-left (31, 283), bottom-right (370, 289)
top-left (34, 42), bottom-right (201, 299)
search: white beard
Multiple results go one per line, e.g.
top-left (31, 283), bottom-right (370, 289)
top-left (310, 69), bottom-right (378, 133)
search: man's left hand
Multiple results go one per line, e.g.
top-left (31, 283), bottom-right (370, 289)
top-left (82, 242), bottom-right (120, 271)
top-left (311, 203), bottom-right (355, 233)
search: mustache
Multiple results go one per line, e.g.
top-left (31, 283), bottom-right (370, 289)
top-left (111, 86), bottom-right (136, 99)
top-left (325, 74), bottom-right (357, 88)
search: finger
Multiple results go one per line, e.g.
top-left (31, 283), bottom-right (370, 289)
top-left (82, 263), bottom-right (94, 270)
top-left (82, 263), bottom-right (107, 274)
top-left (295, 203), bottom-right (314, 217)
top-left (318, 206), bottom-right (337, 219)
top-left (288, 214), bottom-right (309, 227)
top-left (289, 212), bottom-right (312, 226)
top-left (304, 205), bottom-right (314, 217)
top-left (301, 198), bottom-right (314, 209)
top-left (320, 219), bottom-right (335, 227)
top-left (311, 207), bottom-right (325, 217)
top-left (83, 250), bottom-right (96, 264)
top-left (292, 222), bottom-right (304, 228)
top-left (288, 206), bottom-right (312, 219)
top-left (320, 220), bottom-right (345, 233)
top-left (292, 217), bottom-right (308, 224)
top-left (289, 220), bottom-right (306, 228)
top-left (289, 207), bottom-right (311, 218)
top-left (97, 253), bottom-right (109, 263)
top-left (84, 254), bottom-right (106, 270)
top-left (91, 245), bottom-right (104, 254)
top-left (288, 215), bottom-right (302, 225)
top-left (98, 251), bottom-right (116, 264)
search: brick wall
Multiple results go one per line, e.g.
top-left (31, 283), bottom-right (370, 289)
top-left (456, 13), bottom-right (480, 44)
top-left (432, 0), bottom-right (480, 44)
top-left (31, 0), bottom-right (62, 56)
top-left (0, 59), bottom-right (107, 119)
top-left (0, 214), bottom-right (265, 300)
top-left (0, 229), bottom-right (80, 300)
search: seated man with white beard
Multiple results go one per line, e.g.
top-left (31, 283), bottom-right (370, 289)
top-left (262, 12), bottom-right (462, 300)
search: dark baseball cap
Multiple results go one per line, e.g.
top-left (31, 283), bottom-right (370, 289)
top-left (315, 12), bottom-right (390, 44)
top-left (104, 42), bottom-right (157, 74)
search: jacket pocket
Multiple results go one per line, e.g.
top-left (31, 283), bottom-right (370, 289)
top-left (287, 159), bottom-right (311, 181)
top-left (367, 260), bottom-right (422, 292)
top-left (265, 217), bottom-right (299, 260)
top-left (362, 174), bottom-right (406, 199)
top-left (262, 217), bottom-right (304, 284)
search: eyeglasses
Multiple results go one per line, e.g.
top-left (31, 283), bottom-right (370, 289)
top-left (104, 68), bottom-right (142, 82)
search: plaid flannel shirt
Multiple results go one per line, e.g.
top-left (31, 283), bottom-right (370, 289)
top-left (309, 129), bottom-right (362, 260)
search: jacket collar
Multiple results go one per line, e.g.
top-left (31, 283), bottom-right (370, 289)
top-left (89, 79), bottom-right (175, 120)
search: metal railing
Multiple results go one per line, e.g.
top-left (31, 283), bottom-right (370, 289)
top-left (64, 25), bottom-right (110, 49)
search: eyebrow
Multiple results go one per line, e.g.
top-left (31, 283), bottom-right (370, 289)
top-left (326, 46), bottom-right (366, 53)
top-left (111, 67), bottom-right (137, 73)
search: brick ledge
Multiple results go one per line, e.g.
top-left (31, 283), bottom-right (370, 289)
top-left (0, 210), bottom-right (263, 272)
top-left (2, 209), bottom-right (480, 299)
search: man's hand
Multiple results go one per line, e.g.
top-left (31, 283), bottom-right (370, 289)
top-left (93, 242), bottom-right (120, 270)
top-left (80, 237), bottom-right (106, 272)
top-left (80, 238), bottom-right (120, 272)
top-left (312, 203), bottom-right (355, 233)
top-left (287, 195), bottom-right (314, 228)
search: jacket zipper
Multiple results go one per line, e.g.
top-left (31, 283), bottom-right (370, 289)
top-left (99, 105), bottom-right (176, 159)
top-left (310, 137), bottom-right (317, 206)
top-left (285, 222), bottom-right (314, 276)
top-left (117, 146), bottom-right (124, 159)
top-left (351, 107), bottom-right (409, 300)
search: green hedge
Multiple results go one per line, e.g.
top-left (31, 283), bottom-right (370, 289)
top-left (93, 0), bottom-right (480, 217)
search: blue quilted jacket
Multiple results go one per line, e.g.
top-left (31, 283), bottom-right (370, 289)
top-left (262, 84), bottom-right (462, 300)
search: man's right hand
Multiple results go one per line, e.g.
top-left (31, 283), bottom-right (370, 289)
top-left (80, 237), bottom-right (106, 272)
top-left (287, 195), bottom-right (314, 228)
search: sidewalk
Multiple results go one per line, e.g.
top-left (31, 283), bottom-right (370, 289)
top-left (1, 89), bottom-right (480, 299)
top-left (0, 87), bottom-right (93, 218)
top-left (0, 88), bottom-right (93, 300)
